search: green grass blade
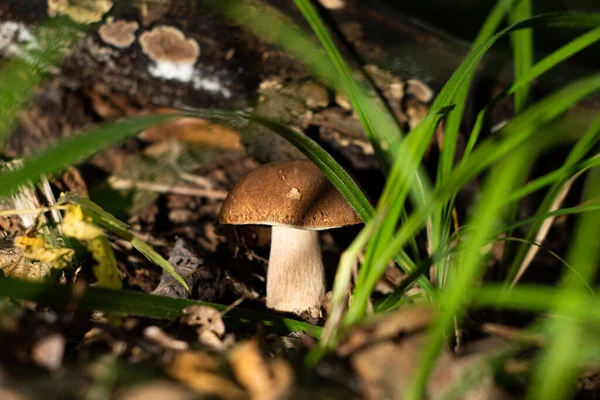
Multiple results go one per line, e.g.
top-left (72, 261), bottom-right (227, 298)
top-left (506, 153), bottom-right (600, 205)
top-left (509, 0), bottom-right (534, 113)
top-left (58, 193), bottom-right (188, 291)
top-left (440, 0), bottom-right (518, 183)
top-left (426, 12), bottom-right (600, 139)
top-left (345, 110), bottom-right (452, 324)
top-left (0, 115), bottom-right (171, 198)
top-left (307, 212), bottom-right (387, 365)
top-left (0, 19), bottom-right (81, 146)
top-left (373, 255), bottom-right (440, 313)
top-left (449, 74), bottom-right (600, 189)
top-left (377, 200), bottom-right (600, 312)
top-left (496, 204), bottom-right (600, 236)
top-left (435, 0), bottom-right (518, 290)
top-left (527, 168), bottom-right (600, 400)
top-left (294, 0), bottom-right (401, 171)
top-left (465, 26), bottom-right (600, 163)
top-left (344, 74), bottom-right (600, 327)
top-left (505, 115), bottom-right (600, 285)
top-left (501, 0), bottom-right (534, 278)
top-left (406, 142), bottom-right (536, 400)
top-left (0, 277), bottom-right (321, 337)
top-left (473, 284), bottom-right (600, 322)
top-left (349, 71), bottom-right (600, 396)
top-left (424, 12), bottom-right (598, 295)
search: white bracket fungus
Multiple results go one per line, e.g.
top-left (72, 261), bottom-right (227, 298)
top-left (139, 25), bottom-right (200, 83)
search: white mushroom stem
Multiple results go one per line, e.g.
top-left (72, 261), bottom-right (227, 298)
top-left (266, 226), bottom-right (325, 314)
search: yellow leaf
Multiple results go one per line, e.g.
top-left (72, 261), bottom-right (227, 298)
top-left (61, 204), bottom-right (104, 241)
top-left (14, 235), bottom-right (74, 270)
top-left (88, 235), bottom-right (122, 289)
top-left (60, 204), bottom-right (122, 289)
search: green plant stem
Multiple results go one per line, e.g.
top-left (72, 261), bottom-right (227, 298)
top-left (0, 277), bottom-right (321, 337)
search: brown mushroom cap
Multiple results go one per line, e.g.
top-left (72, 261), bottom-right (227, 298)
top-left (139, 26), bottom-right (200, 64)
top-left (98, 19), bottom-right (139, 49)
top-left (219, 160), bottom-right (362, 230)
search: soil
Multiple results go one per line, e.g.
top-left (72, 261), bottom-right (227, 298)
top-left (0, 0), bottom-right (598, 399)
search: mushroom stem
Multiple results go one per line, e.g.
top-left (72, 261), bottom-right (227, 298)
top-left (266, 226), bottom-right (325, 314)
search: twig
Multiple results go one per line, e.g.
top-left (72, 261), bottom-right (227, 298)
top-left (0, 205), bottom-right (69, 217)
top-left (108, 177), bottom-right (228, 199)
top-left (176, 170), bottom-right (215, 189)
top-left (221, 295), bottom-right (247, 316)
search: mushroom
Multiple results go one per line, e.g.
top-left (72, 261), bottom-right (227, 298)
top-left (219, 160), bottom-right (362, 315)
top-left (98, 19), bottom-right (139, 49)
top-left (138, 25), bottom-right (200, 82)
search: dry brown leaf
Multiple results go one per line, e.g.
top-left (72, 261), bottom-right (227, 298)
top-left (139, 110), bottom-right (241, 150)
top-left (0, 388), bottom-right (28, 400)
top-left (166, 351), bottom-right (245, 399)
top-left (338, 306), bottom-right (434, 356)
top-left (116, 380), bottom-right (195, 400)
top-left (341, 307), bottom-right (511, 399)
top-left (228, 339), bottom-right (294, 400)
top-left (1, 254), bottom-right (52, 282)
top-left (352, 333), bottom-right (512, 400)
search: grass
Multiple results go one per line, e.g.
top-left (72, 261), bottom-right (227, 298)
top-left (0, 276), bottom-right (321, 336)
top-left (0, 18), bottom-right (81, 147)
top-left (0, 0), bottom-right (599, 398)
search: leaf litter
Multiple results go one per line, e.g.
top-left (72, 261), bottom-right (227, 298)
top-left (0, 0), bottom-right (599, 398)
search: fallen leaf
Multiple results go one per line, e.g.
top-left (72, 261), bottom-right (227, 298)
top-left (229, 339), bottom-right (294, 400)
top-left (0, 388), bottom-right (28, 400)
top-left (116, 381), bottom-right (196, 400)
top-left (61, 204), bottom-right (103, 241)
top-left (87, 235), bottom-right (122, 289)
top-left (13, 235), bottom-right (74, 273)
top-left (338, 306), bottom-right (434, 356)
top-left (1, 257), bottom-right (52, 282)
top-left (341, 307), bottom-right (512, 399)
top-left (166, 351), bottom-right (245, 399)
top-left (139, 111), bottom-right (242, 150)
top-left (61, 204), bottom-right (122, 289)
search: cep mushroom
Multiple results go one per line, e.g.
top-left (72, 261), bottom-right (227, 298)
top-left (219, 160), bottom-right (362, 315)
